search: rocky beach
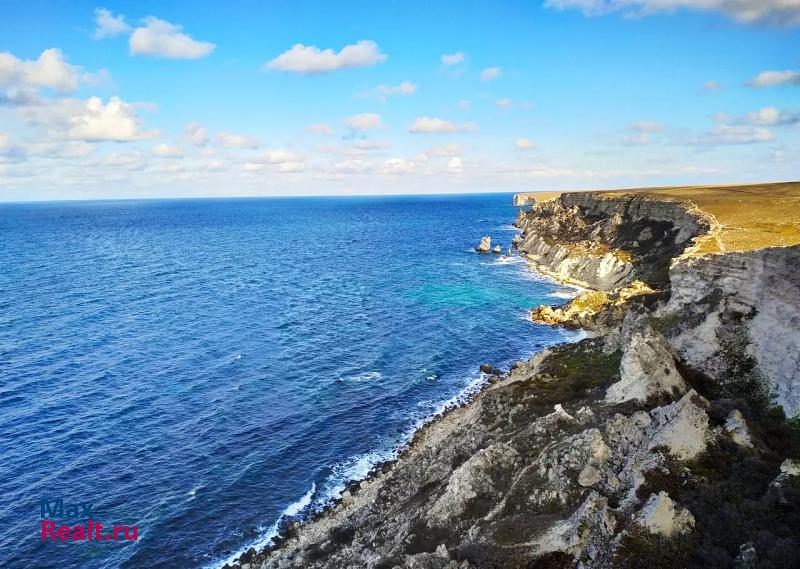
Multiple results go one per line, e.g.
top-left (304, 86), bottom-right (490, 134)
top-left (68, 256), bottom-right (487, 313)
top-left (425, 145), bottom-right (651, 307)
top-left (227, 182), bottom-right (800, 569)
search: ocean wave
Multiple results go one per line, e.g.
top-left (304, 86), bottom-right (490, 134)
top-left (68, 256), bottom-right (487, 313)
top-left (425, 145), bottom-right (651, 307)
top-left (338, 371), bottom-right (382, 382)
top-left (212, 483), bottom-right (317, 569)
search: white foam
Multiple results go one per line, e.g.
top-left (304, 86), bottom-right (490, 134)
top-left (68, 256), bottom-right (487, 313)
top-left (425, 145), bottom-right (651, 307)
top-left (339, 371), bottom-right (382, 382)
top-left (210, 483), bottom-right (317, 569)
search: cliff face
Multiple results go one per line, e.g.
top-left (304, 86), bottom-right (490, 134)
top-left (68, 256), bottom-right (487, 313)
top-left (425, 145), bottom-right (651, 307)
top-left (229, 189), bottom-right (800, 569)
top-left (663, 245), bottom-right (800, 416)
top-left (515, 193), bottom-right (714, 290)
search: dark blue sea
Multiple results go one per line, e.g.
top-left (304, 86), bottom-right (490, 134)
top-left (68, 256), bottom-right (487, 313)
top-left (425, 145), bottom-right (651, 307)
top-left (0, 194), bottom-right (579, 568)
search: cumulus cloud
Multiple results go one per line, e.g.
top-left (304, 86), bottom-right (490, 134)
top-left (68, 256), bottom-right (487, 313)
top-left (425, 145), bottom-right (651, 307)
top-left (373, 80), bottom-right (417, 101)
top-left (129, 17), bottom-right (216, 59)
top-left (266, 40), bottom-right (386, 74)
top-left (0, 48), bottom-right (92, 92)
top-left (441, 51), bottom-right (465, 65)
top-left (736, 106), bottom-right (800, 126)
top-left (185, 122), bottom-right (209, 146)
top-left (515, 138), bottom-right (536, 150)
top-left (480, 67), bottom-right (502, 81)
top-left (447, 156), bottom-right (463, 173)
top-left (746, 70), bottom-right (800, 88)
top-left (543, 0), bottom-right (800, 25)
top-left (346, 113), bottom-right (384, 130)
top-left (245, 150), bottom-right (305, 173)
top-left (93, 8), bottom-right (131, 39)
top-left (153, 142), bottom-right (182, 157)
top-left (217, 131), bottom-right (260, 149)
top-left (383, 157), bottom-right (416, 174)
top-left (409, 117), bottom-right (476, 133)
top-left (21, 96), bottom-right (159, 142)
top-left (305, 123), bottom-right (333, 135)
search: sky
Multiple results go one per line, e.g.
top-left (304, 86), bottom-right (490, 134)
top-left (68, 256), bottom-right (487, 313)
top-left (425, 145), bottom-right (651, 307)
top-left (0, 0), bottom-right (798, 201)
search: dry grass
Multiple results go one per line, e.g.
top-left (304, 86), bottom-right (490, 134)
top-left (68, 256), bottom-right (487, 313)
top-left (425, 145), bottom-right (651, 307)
top-left (524, 182), bottom-right (800, 253)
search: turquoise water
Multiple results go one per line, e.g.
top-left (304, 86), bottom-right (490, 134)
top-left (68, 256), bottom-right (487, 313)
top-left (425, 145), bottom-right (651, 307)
top-left (0, 194), bottom-right (578, 568)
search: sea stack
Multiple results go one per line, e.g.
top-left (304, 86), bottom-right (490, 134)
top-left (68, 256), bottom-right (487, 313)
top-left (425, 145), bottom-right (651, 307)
top-left (475, 236), bottom-right (491, 253)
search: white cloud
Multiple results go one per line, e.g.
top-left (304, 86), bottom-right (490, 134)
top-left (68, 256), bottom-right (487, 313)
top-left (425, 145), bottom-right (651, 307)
top-left (427, 143), bottom-right (463, 157)
top-left (441, 51), bottom-right (465, 65)
top-left (334, 158), bottom-right (372, 172)
top-left (703, 80), bottom-right (720, 91)
top-left (496, 98), bottom-right (534, 109)
top-left (456, 99), bottom-right (470, 110)
top-left (374, 80), bottom-right (417, 101)
top-left (480, 67), bottom-right (502, 81)
top-left (255, 149), bottom-right (305, 164)
top-left (346, 113), bottom-right (384, 130)
top-left (0, 48), bottom-right (87, 92)
top-left (217, 132), bottom-right (260, 149)
top-left (620, 121), bottom-right (663, 145)
top-left (746, 70), bottom-right (800, 88)
top-left (244, 150), bottom-right (306, 173)
top-left (266, 40), bottom-right (386, 74)
top-left (20, 96), bottom-right (158, 142)
top-left (447, 156), bottom-right (463, 173)
top-left (153, 142), bottom-right (182, 157)
top-left (694, 123), bottom-right (774, 145)
top-left (409, 117), bottom-right (476, 133)
top-left (129, 17), bottom-right (216, 59)
top-left (738, 106), bottom-right (800, 126)
top-left (0, 133), bottom-right (26, 163)
top-left (543, 0), bottom-right (800, 25)
top-left (93, 8), bottom-right (131, 39)
top-left (383, 158), bottom-right (416, 174)
top-left (305, 123), bottom-right (333, 135)
top-left (185, 122), bottom-right (209, 146)
top-left (515, 138), bottom-right (536, 150)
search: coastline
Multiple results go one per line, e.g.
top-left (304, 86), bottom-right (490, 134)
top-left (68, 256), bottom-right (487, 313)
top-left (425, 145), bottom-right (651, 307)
top-left (226, 185), bottom-right (800, 569)
top-left (217, 249), bottom-right (583, 569)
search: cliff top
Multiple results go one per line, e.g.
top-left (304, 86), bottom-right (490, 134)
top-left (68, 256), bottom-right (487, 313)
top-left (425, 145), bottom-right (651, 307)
top-left (521, 181), bottom-right (800, 254)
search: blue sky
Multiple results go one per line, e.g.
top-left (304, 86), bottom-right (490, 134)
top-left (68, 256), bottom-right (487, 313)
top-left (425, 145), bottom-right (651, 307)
top-left (0, 0), bottom-right (798, 200)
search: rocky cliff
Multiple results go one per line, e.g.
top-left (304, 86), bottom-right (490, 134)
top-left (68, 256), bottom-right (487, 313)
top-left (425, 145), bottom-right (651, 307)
top-left (227, 187), bottom-right (800, 569)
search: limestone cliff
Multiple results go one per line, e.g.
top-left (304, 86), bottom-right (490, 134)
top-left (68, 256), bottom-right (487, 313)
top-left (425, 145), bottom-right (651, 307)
top-left (227, 185), bottom-right (800, 569)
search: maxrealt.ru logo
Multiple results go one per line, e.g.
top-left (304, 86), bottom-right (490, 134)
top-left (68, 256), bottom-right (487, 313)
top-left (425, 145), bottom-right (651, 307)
top-left (40, 499), bottom-right (138, 541)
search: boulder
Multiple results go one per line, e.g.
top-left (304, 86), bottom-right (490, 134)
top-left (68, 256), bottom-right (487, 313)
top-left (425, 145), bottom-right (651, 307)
top-left (475, 236), bottom-right (491, 253)
top-left (724, 409), bottom-right (753, 447)
top-left (635, 492), bottom-right (695, 537)
top-left (492, 245), bottom-right (502, 254)
top-left (606, 324), bottom-right (686, 404)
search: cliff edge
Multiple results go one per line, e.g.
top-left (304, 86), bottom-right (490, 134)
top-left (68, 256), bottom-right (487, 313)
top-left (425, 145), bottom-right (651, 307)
top-left (228, 182), bottom-right (800, 569)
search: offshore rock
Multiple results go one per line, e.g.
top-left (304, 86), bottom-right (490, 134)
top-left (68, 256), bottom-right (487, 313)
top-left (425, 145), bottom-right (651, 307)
top-left (475, 236), bottom-right (491, 253)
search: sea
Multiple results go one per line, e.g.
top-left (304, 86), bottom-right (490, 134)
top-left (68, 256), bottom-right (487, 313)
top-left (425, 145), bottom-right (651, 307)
top-left (0, 193), bottom-right (580, 568)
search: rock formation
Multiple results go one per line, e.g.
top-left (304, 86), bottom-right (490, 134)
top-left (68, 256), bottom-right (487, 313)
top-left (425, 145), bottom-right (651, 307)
top-left (475, 236), bottom-right (491, 253)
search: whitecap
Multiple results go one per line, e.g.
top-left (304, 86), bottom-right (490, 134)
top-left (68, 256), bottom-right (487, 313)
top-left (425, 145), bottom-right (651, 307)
top-left (340, 371), bottom-right (382, 382)
top-left (210, 483), bottom-right (317, 569)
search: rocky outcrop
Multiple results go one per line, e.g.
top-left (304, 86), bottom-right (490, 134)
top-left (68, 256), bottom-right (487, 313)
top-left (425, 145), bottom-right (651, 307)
top-left (475, 236), bottom-right (491, 253)
top-left (512, 193), bottom-right (538, 206)
top-left (515, 192), bottom-right (714, 290)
